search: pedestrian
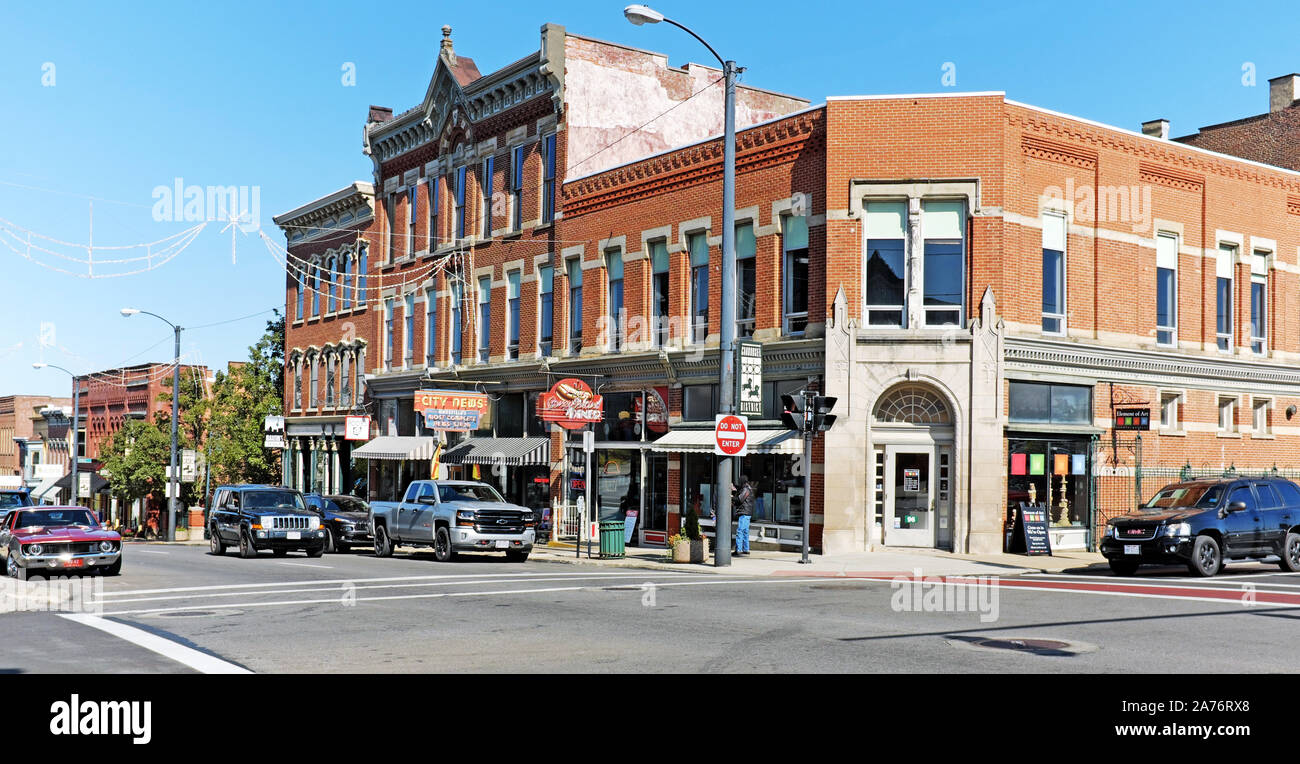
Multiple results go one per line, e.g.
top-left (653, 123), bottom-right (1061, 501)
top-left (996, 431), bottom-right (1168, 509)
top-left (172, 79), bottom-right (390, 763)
top-left (734, 475), bottom-right (754, 556)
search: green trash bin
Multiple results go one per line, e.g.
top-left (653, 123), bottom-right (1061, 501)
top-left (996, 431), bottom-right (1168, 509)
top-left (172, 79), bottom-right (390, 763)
top-left (599, 520), bottom-right (625, 559)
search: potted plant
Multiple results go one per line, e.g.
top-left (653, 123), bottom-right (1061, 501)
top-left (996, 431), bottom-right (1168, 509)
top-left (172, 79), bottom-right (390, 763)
top-left (669, 507), bottom-right (709, 563)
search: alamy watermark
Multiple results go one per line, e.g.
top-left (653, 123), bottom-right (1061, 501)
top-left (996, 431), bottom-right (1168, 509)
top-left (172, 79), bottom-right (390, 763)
top-left (0, 576), bottom-right (103, 615)
top-left (890, 568), bottom-right (1000, 623)
top-left (1042, 178), bottom-right (1153, 234)
top-left (151, 177), bottom-right (260, 232)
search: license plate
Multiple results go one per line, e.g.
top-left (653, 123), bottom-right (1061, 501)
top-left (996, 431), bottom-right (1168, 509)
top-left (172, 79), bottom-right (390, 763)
top-left (495, 540), bottom-right (508, 549)
top-left (63, 558), bottom-right (84, 568)
top-left (287, 532), bottom-right (301, 540)
top-left (1124, 545), bottom-right (1140, 556)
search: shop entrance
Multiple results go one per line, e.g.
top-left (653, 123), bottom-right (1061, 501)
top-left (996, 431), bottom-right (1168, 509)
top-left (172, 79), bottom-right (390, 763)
top-left (872, 383), bottom-right (957, 550)
top-left (884, 445), bottom-right (935, 547)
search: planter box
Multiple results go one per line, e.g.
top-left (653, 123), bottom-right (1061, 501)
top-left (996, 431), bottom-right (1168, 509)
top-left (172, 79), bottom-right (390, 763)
top-left (672, 537), bottom-right (709, 564)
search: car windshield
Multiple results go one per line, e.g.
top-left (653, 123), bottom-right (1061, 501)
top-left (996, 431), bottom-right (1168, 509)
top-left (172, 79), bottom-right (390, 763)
top-left (437, 484), bottom-right (505, 504)
top-left (243, 490), bottom-right (306, 511)
top-left (1140, 484), bottom-right (1224, 511)
top-left (15, 509), bottom-right (99, 529)
top-left (326, 497), bottom-right (367, 513)
top-left (0, 493), bottom-right (28, 509)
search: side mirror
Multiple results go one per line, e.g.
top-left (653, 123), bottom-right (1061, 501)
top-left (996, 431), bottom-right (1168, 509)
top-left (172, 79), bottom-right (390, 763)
top-left (417, 495), bottom-right (437, 505)
top-left (1227, 501), bottom-right (1248, 514)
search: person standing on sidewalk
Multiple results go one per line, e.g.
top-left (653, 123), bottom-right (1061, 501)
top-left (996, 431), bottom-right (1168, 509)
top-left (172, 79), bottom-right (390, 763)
top-left (734, 475), bottom-right (754, 556)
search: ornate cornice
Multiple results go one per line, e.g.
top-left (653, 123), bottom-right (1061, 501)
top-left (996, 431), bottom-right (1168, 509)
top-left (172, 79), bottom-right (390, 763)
top-left (562, 109), bottom-right (824, 218)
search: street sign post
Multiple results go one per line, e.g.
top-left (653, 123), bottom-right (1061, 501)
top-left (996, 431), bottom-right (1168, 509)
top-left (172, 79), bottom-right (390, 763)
top-left (714, 414), bottom-right (749, 457)
top-left (736, 340), bottom-right (763, 417)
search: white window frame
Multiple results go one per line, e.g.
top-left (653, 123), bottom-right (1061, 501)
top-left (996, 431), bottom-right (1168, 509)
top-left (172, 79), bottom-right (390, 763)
top-left (1159, 390), bottom-right (1183, 433)
top-left (1041, 213), bottom-right (1067, 336)
top-left (781, 214), bottom-right (809, 336)
top-left (403, 294), bottom-right (415, 369)
top-left (1250, 249), bottom-right (1269, 356)
top-left (511, 145), bottom-right (525, 231)
top-left (1155, 232), bottom-right (1178, 348)
top-left (507, 271), bottom-right (521, 360)
top-left (1215, 243), bottom-right (1234, 353)
top-left (1218, 395), bottom-right (1238, 434)
top-left (426, 288), bottom-right (438, 368)
top-left (407, 185), bottom-right (418, 256)
top-left (1253, 396), bottom-right (1272, 436)
top-left (919, 199), bottom-right (966, 328)
top-left (383, 299), bottom-right (394, 372)
top-left (863, 200), bottom-right (907, 327)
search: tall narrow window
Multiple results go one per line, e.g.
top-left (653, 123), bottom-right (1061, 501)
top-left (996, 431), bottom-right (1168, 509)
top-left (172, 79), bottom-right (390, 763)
top-left (922, 200), bottom-right (964, 327)
top-left (511, 146), bottom-right (525, 230)
top-left (341, 251), bottom-right (353, 311)
top-left (650, 240), bottom-right (670, 346)
top-left (325, 256), bottom-right (336, 313)
top-left (735, 223), bottom-right (756, 338)
top-left (311, 263), bottom-right (321, 317)
top-left (357, 243), bottom-right (368, 306)
top-left (385, 194), bottom-right (396, 262)
top-left (403, 294), bottom-right (415, 368)
top-left (606, 250), bottom-right (624, 351)
top-left (1251, 250), bottom-right (1268, 354)
top-left (865, 201), bottom-right (906, 326)
top-left (309, 355), bottom-right (319, 408)
top-left (295, 270), bottom-right (304, 321)
top-left (1216, 244), bottom-right (1234, 352)
top-left (326, 353), bottom-right (335, 407)
top-left (688, 232), bottom-right (709, 344)
top-left (294, 360), bottom-right (302, 410)
top-left (1156, 233), bottom-right (1178, 347)
top-left (507, 271), bottom-right (520, 360)
top-left (455, 166), bottom-right (467, 240)
top-left (426, 288), bottom-right (437, 367)
top-left (482, 156), bottom-right (494, 238)
top-left (407, 185), bottom-right (418, 255)
top-left (568, 258), bottom-right (583, 353)
top-left (384, 299), bottom-right (394, 372)
top-left (1042, 214), bottom-right (1066, 334)
top-left (450, 280), bottom-right (463, 365)
top-left (542, 134), bottom-right (557, 223)
top-left (782, 216), bottom-right (808, 335)
top-left (341, 352), bottom-right (351, 408)
top-left (477, 276), bottom-right (491, 363)
top-left (539, 265), bottom-right (554, 356)
top-left (428, 175), bottom-right (440, 250)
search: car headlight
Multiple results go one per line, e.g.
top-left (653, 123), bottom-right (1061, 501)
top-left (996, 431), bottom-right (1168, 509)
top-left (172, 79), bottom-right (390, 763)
top-left (259, 515), bottom-right (275, 529)
top-left (99, 541), bottom-right (115, 553)
top-left (456, 510), bottom-right (476, 522)
top-left (1165, 522), bottom-right (1191, 537)
top-left (1106, 524), bottom-right (1117, 539)
top-left (25, 543), bottom-right (42, 556)
top-left (308, 516), bottom-right (320, 530)
top-left (520, 511), bottom-right (534, 523)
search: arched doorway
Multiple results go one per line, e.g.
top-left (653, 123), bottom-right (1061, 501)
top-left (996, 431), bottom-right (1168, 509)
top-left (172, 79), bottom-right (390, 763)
top-left (871, 383), bottom-right (956, 549)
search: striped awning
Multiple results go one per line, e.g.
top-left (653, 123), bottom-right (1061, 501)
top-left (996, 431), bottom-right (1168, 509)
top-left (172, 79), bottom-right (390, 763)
top-left (31, 476), bottom-right (63, 502)
top-left (650, 428), bottom-right (804, 455)
top-left (441, 437), bottom-right (550, 467)
top-left (350, 436), bottom-right (439, 461)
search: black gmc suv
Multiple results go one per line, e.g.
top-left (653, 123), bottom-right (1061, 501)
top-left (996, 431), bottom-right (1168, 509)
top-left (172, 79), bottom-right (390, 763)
top-left (303, 493), bottom-right (373, 553)
top-left (1101, 477), bottom-right (1300, 577)
top-left (208, 485), bottom-right (327, 559)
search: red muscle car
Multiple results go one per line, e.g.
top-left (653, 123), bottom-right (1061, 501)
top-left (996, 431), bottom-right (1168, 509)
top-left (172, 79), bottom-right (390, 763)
top-left (0, 507), bottom-right (122, 580)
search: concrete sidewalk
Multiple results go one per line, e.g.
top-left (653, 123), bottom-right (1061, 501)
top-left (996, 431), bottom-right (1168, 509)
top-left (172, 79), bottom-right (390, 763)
top-left (534, 541), bottom-right (1107, 577)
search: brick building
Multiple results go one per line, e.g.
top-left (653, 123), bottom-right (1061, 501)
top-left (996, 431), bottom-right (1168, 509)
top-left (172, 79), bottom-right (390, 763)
top-left (0, 395), bottom-right (71, 486)
top-left (1174, 74), bottom-right (1300, 171)
top-left (279, 20), bottom-right (1300, 555)
top-left (275, 182), bottom-right (377, 495)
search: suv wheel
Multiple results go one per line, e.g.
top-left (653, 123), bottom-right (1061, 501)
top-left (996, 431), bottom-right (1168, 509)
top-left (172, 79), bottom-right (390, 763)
top-left (210, 525), bottom-right (226, 556)
top-left (1188, 535), bottom-right (1222, 577)
top-left (306, 544), bottom-right (325, 559)
top-left (239, 529), bottom-right (258, 559)
top-left (324, 527), bottom-right (337, 554)
top-left (433, 526), bottom-right (456, 562)
top-left (373, 525), bottom-right (393, 558)
top-left (1280, 532), bottom-right (1300, 573)
top-left (1108, 559), bottom-right (1139, 577)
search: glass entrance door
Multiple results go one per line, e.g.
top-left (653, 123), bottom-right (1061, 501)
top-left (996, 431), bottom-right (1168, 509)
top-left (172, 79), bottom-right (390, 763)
top-left (885, 446), bottom-right (935, 547)
top-left (640, 453), bottom-right (669, 546)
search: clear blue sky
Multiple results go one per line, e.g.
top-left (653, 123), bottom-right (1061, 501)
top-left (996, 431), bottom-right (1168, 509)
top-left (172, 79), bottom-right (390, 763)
top-left (2, 0), bottom-right (1296, 397)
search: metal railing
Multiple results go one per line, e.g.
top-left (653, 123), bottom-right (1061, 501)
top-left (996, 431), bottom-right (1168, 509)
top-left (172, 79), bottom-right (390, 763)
top-left (551, 500), bottom-right (581, 540)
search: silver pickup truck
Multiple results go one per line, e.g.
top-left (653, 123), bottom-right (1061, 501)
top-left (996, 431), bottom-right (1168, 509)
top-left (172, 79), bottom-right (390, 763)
top-left (369, 480), bottom-right (535, 562)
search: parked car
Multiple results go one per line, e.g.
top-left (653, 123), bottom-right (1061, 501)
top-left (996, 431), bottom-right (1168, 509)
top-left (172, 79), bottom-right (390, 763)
top-left (303, 493), bottom-right (373, 553)
top-left (1101, 477), bottom-right (1300, 577)
top-left (207, 485), bottom-right (326, 559)
top-left (0, 488), bottom-right (33, 525)
top-left (0, 506), bottom-right (122, 580)
top-left (370, 480), bottom-right (535, 562)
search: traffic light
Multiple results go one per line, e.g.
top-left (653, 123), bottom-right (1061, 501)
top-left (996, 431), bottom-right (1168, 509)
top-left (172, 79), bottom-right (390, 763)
top-left (780, 393), bottom-right (803, 432)
top-left (812, 396), bottom-right (838, 432)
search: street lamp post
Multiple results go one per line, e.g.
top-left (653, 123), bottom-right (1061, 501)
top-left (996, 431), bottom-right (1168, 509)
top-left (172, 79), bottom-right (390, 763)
top-left (625, 4), bottom-right (739, 566)
top-left (32, 362), bottom-right (81, 507)
top-left (121, 308), bottom-right (182, 542)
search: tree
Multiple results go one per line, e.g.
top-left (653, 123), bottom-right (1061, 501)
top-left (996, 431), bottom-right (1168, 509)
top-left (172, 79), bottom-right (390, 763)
top-left (205, 312), bottom-right (285, 489)
top-left (99, 419), bottom-right (170, 512)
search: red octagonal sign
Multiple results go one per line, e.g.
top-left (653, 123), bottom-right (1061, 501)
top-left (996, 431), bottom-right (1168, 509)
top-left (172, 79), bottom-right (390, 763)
top-left (714, 414), bottom-right (749, 457)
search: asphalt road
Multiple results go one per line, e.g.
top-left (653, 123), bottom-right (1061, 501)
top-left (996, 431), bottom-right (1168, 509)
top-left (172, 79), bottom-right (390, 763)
top-left (4, 543), bottom-right (1300, 673)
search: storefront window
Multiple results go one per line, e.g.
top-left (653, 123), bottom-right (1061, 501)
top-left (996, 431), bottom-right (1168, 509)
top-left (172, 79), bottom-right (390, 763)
top-left (596, 450), bottom-right (639, 522)
top-left (599, 392), bottom-right (641, 442)
top-left (1007, 438), bottom-right (1089, 527)
top-left (681, 452), bottom-right (802, 526)
top-left (1008, 382), bottom-right (1091, 425)
top-left (497, 393), bottom-right (525, 438)
top-left (683, 384), bottom-right (717, 421)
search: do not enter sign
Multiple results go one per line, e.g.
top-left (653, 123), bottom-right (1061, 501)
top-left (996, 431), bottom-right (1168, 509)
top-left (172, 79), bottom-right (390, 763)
top-left (714, 414), bottom-right (749, 456)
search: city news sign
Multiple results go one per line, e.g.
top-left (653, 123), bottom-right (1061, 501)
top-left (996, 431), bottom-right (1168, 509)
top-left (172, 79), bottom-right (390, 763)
top-left (415, 390), bottom-right (490, 432)
top-left (344, 415), bottom-right (372, 441)
top-left (538, 378), bottom-right (604, 430)
top-left (714, 414), bottom-right (749, 457)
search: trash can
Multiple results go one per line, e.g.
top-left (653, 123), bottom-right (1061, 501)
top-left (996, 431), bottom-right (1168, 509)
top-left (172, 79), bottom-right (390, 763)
top-left (599, 520), bottom-right (625, 559)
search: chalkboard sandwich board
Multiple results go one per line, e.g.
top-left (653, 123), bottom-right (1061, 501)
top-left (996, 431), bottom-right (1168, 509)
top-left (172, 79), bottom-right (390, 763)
top-left (1012, 502), bottom-right (1053, 556)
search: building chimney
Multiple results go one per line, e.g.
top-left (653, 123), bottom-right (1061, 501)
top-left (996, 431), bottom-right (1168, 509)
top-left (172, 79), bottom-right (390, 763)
top-left (441, 25), bottom-right (456, 66)
top-left (1141, 119), bottom-right (1170, 139)
top-left (367, 105), bottom-right (394, 124)
top-left (1269, 74), bottom-right (1300, 113)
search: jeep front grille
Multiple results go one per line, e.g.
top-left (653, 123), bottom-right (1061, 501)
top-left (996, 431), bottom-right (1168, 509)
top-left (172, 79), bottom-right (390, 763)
top-left (270, 516), bottom-right (309, 530)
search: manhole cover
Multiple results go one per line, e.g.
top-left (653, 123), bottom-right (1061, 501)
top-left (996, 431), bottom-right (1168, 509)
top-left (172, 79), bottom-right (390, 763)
top-left (145, 609), bottom-right (241, 619)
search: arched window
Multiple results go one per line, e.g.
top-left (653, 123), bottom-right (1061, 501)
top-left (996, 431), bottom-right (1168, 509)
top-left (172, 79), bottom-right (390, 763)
top-left (873, 384), bottom-right (951, 425)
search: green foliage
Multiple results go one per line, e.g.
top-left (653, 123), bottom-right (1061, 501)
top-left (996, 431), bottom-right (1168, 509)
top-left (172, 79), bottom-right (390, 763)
top-left (204, 313), bottom-right (284, 488)
top-left (682, 506), bottom-right (701, 540)
top-left (99, 420), bottom-right (170, 506)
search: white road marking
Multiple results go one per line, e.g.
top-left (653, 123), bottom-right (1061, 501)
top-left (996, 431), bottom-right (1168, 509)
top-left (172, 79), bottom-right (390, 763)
top-left (132, 550), bottom-right (170, 555)
top-left (277, 562), bottom-right (332, 569)
top-left (1026, 572), bottom-right (1300, 588)
top-left (58, 613), bottom-right (253, 674)
top-left (96, 570), bottom-right (687, 598)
